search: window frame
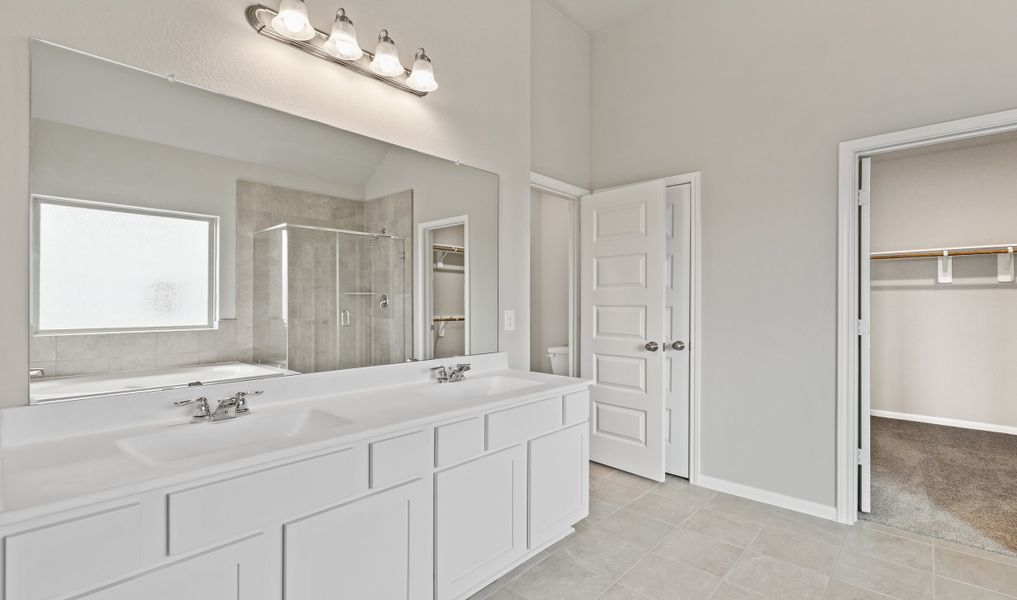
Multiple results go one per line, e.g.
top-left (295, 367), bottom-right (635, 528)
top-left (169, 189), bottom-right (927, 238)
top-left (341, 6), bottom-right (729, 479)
top-left (31, 194), bottom-right (220, 336)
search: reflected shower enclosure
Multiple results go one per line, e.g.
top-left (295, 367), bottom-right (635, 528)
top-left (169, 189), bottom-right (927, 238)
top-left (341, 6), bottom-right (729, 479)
top-left (253, 224), bottom-right (410, 374)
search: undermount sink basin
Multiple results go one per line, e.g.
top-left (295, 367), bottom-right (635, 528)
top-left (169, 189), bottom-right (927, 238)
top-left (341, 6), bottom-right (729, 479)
top-left (117, 408), bottom-right (352, 465)
top-left (414, 375), bottom-right (542, 399)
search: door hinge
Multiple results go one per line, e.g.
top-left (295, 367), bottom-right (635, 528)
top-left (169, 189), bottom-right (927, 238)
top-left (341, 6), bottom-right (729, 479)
top-left (856, 190), bottom-right (870, 207)
top-left (856, 448), bottom-right (865, 465)
top-left (856, 319), bottom-right (869, 336)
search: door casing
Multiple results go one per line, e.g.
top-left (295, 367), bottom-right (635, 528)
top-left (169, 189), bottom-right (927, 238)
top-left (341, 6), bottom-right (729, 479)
top-left (836, 108), bottom-right (1017, 524)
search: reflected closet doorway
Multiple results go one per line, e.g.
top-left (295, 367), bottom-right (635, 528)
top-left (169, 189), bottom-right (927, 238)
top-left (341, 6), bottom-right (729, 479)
top-left (417, 216), bottom-right (469, 360)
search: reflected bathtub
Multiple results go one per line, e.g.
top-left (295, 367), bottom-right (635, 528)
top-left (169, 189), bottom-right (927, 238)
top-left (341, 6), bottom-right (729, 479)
top-left (31, 362), bottom-right (297, 403)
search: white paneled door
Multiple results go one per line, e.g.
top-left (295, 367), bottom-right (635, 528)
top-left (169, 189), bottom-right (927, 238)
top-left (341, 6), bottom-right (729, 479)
top-left (664, 183), bottom-right (692, 478)
top-left (581, 180), bottom-right (668, 482)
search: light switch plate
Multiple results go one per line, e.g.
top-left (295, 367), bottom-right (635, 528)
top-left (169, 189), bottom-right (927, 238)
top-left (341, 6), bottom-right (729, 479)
top-left (503, 310), bottom-right (516, 331)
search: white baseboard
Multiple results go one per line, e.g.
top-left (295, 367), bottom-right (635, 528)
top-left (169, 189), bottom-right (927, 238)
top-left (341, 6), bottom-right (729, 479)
top-left (870, 410), bottom-right (1017, 436)
top-left (697, 475), bottom-right (838, 521)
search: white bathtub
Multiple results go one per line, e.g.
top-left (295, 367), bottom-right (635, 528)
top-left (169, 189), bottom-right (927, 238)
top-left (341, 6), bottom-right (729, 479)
top-left (31, 362), bottom-right (297, 403)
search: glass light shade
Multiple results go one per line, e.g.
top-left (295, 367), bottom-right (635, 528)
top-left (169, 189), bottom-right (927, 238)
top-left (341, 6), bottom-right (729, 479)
top-left (406, 49), bottom-right (438, 92)
top-left (324, 9), bottom-right (363, 60)
top-left (271, 0), bottom-right (315, 41)
top-left (369, 30), bottom-right (405, 77)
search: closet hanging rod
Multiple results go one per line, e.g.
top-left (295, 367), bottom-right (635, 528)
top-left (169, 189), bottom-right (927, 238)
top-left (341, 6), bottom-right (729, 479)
top-left (433, 316), bottom-right (465, 322)
top-left (871, 243), bottom-right (1017, 260)
top-left (433, 243), bottom-right (465, 253)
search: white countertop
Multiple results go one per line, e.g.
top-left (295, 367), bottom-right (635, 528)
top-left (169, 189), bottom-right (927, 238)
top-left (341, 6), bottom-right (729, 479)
top-left (0, 360), bottom-right (590, 526)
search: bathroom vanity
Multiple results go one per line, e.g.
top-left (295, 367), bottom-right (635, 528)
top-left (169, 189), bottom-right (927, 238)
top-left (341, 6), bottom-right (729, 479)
top-left (0, 354), bottom-right (591, 600)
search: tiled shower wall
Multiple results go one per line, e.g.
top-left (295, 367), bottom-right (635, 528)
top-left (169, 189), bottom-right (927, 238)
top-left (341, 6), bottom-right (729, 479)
top-left (31, 180), bottom-right (412, 378)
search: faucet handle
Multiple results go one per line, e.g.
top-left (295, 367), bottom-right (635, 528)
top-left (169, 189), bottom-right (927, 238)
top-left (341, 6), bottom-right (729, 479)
top-left (234, 390), bottom-right (262, 415)
top-left (456, 363), bottom-right (472, 371)
top-left (431, 366), bottom-right (449, 382)
top-left (174, 397), bottom-right (211, 422)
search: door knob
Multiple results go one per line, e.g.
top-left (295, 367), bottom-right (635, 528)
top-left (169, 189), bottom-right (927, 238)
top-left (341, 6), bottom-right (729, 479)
top-left (644, 341), bottom-right (660, 352)
top-left (672, 341), bottom-right (686, 351)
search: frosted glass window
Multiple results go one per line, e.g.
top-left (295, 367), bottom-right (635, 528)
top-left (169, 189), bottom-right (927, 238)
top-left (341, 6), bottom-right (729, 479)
top-left (34, 197), bottom-right (218, 333)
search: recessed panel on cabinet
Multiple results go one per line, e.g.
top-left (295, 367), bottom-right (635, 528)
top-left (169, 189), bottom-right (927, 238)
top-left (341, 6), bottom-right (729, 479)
top-left (593, 354), bottom-right (647, 393)
top-left (434, 417), bottom-right (485, 467)
top-left (593, 202), bottom-right (647, 241)
top-left (5, 504), bottom-right (142, 600)
top-left (77, 535), bottom-right (267, 600)
top-left (595, 402), bottom-right (647, 446)
top-left (528, 425), bottom-right (589, 549)
top-left (369, 430), bottom-right (429, 489)
top-left (284, 480), bottom-right (429, 600)
top-left (485, 396), bottom-right (563, 451)
top-left (593, 305), bottom-right (646, 339)
top-left (167, 449), bottom-right (358, 555)
top-left (435, 445), bottom-right (527, 600)
top-left (563, 390), bottom-right (591, 426)
top-left (594, 254), bottom-right (647, 289)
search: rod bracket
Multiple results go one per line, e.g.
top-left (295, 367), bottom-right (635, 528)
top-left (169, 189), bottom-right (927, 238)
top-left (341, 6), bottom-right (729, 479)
top-left (937, 251), bottom-right (952, 284)
top-left (998, 246), bottom-right (1015, 283)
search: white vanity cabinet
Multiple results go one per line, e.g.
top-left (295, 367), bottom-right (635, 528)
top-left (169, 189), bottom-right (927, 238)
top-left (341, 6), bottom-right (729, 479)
top-left (0, 376), bottom-right (592, 600)
top-left (435, 445), bottom-right (528, 600)
top-left (284, 478), bottom-right (430, 600)
top-left (77, 536), bottom-right (268, 600)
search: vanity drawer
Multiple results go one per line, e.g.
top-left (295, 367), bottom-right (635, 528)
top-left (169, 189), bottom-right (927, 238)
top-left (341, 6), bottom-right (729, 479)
top-left (486, 397), bottom-right (563, 450)
top-left (563, 390), bottom-right (591, 425)
top-left (369, 430), bottom-right (429, 489)
top-left (5, 504), bottom-right (143, 600)
top-left (168, 449), bottom-right (357, 554)
top-left (434, 417), bottom-right (485, 467)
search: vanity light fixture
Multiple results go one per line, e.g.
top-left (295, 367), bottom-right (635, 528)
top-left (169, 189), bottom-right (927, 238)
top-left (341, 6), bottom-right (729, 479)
top-left (246, 3), bottom-right (437, 97)
top-left (271, 0), bottom-right (315, 41)
top-left (406, 48), bottom-right (438, 93)
top-left (369, 30), bottom-right (405, 77)
top-left (323, 8), bottom-right (362, 61)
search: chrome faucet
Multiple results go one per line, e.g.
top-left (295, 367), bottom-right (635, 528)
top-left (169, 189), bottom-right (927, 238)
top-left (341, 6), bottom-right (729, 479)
top-left (175, 390), bottom-right (262, 423)
top-left (432, 363), bottom-right (471, 383)
top-left (448, 363), bottom-right (471, 382)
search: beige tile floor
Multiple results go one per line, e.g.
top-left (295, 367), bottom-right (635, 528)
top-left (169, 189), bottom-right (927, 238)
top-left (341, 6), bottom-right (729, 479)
top-left (469, 462), bottom-right (1017, 600)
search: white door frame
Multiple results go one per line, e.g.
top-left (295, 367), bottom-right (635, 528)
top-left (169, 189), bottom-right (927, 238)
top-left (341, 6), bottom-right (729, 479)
top-left (530, 172), bottom-right (590, 377)
top-left (415, 215), bottom-right (470, 360)
top-left (592, 171), bottom-right (702, 485)
top-left (836, 107), bottom-right (1017, 524)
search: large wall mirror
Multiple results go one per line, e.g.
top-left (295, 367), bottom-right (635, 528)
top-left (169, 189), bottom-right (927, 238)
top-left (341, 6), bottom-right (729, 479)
top-left (28, 40), bottom-right (499, 404)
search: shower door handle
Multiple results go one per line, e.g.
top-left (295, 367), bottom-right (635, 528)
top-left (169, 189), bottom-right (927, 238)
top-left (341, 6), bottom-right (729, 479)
top-left (340, 309), bottom-right (352, 327)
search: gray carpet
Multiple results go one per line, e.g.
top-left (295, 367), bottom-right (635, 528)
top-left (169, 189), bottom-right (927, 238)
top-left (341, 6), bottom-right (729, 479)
top-left (860, 416), bottom-right (1017, 557)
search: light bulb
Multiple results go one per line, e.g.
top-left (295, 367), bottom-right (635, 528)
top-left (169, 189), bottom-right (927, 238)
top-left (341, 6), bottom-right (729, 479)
top-left (271, 0), bottom-right (315, 41)
top-left (369, 30), bottom-right (405, 77)
top-left (324, 8), bottom-right (363, 60)
top-left (406, 48), bottom-right (438, 92)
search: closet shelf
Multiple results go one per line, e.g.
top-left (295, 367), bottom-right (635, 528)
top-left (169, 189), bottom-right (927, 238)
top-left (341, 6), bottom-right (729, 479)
top-left (871, 243), bottom-right (1017, 284)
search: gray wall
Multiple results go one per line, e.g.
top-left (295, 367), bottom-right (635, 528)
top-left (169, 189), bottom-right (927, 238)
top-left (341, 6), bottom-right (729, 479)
top-left (592, 0), bottom-right (1017, 506)
top-left (871, 139), bottom-right (1017, 429)
top-left (530, 0), bottom-right (591, 189)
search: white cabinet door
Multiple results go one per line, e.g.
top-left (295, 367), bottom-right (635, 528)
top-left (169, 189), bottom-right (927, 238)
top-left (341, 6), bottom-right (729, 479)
top-left (435, 445), bottom-right (527, 600)
top-left (77, 536), bottom-right (268, 600)
top-left (581, 179), bottom-right (668, 482)
top-left (528, 424), bottom-right (589, 549)
top-left (284, 479), bottom-right (431, 600)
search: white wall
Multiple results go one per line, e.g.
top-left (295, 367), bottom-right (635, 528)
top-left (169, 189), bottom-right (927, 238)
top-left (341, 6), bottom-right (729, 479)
top-left (530, 0), bottom-right (591, 189)
top-left (529, 189), bottom-right (571, 373)
top-left (592, 0), bottom-right (1017, 507)
top-left (0, 0), bottom-right (531, 407)
top-left (871, 139), bottom-right (1017, 429)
